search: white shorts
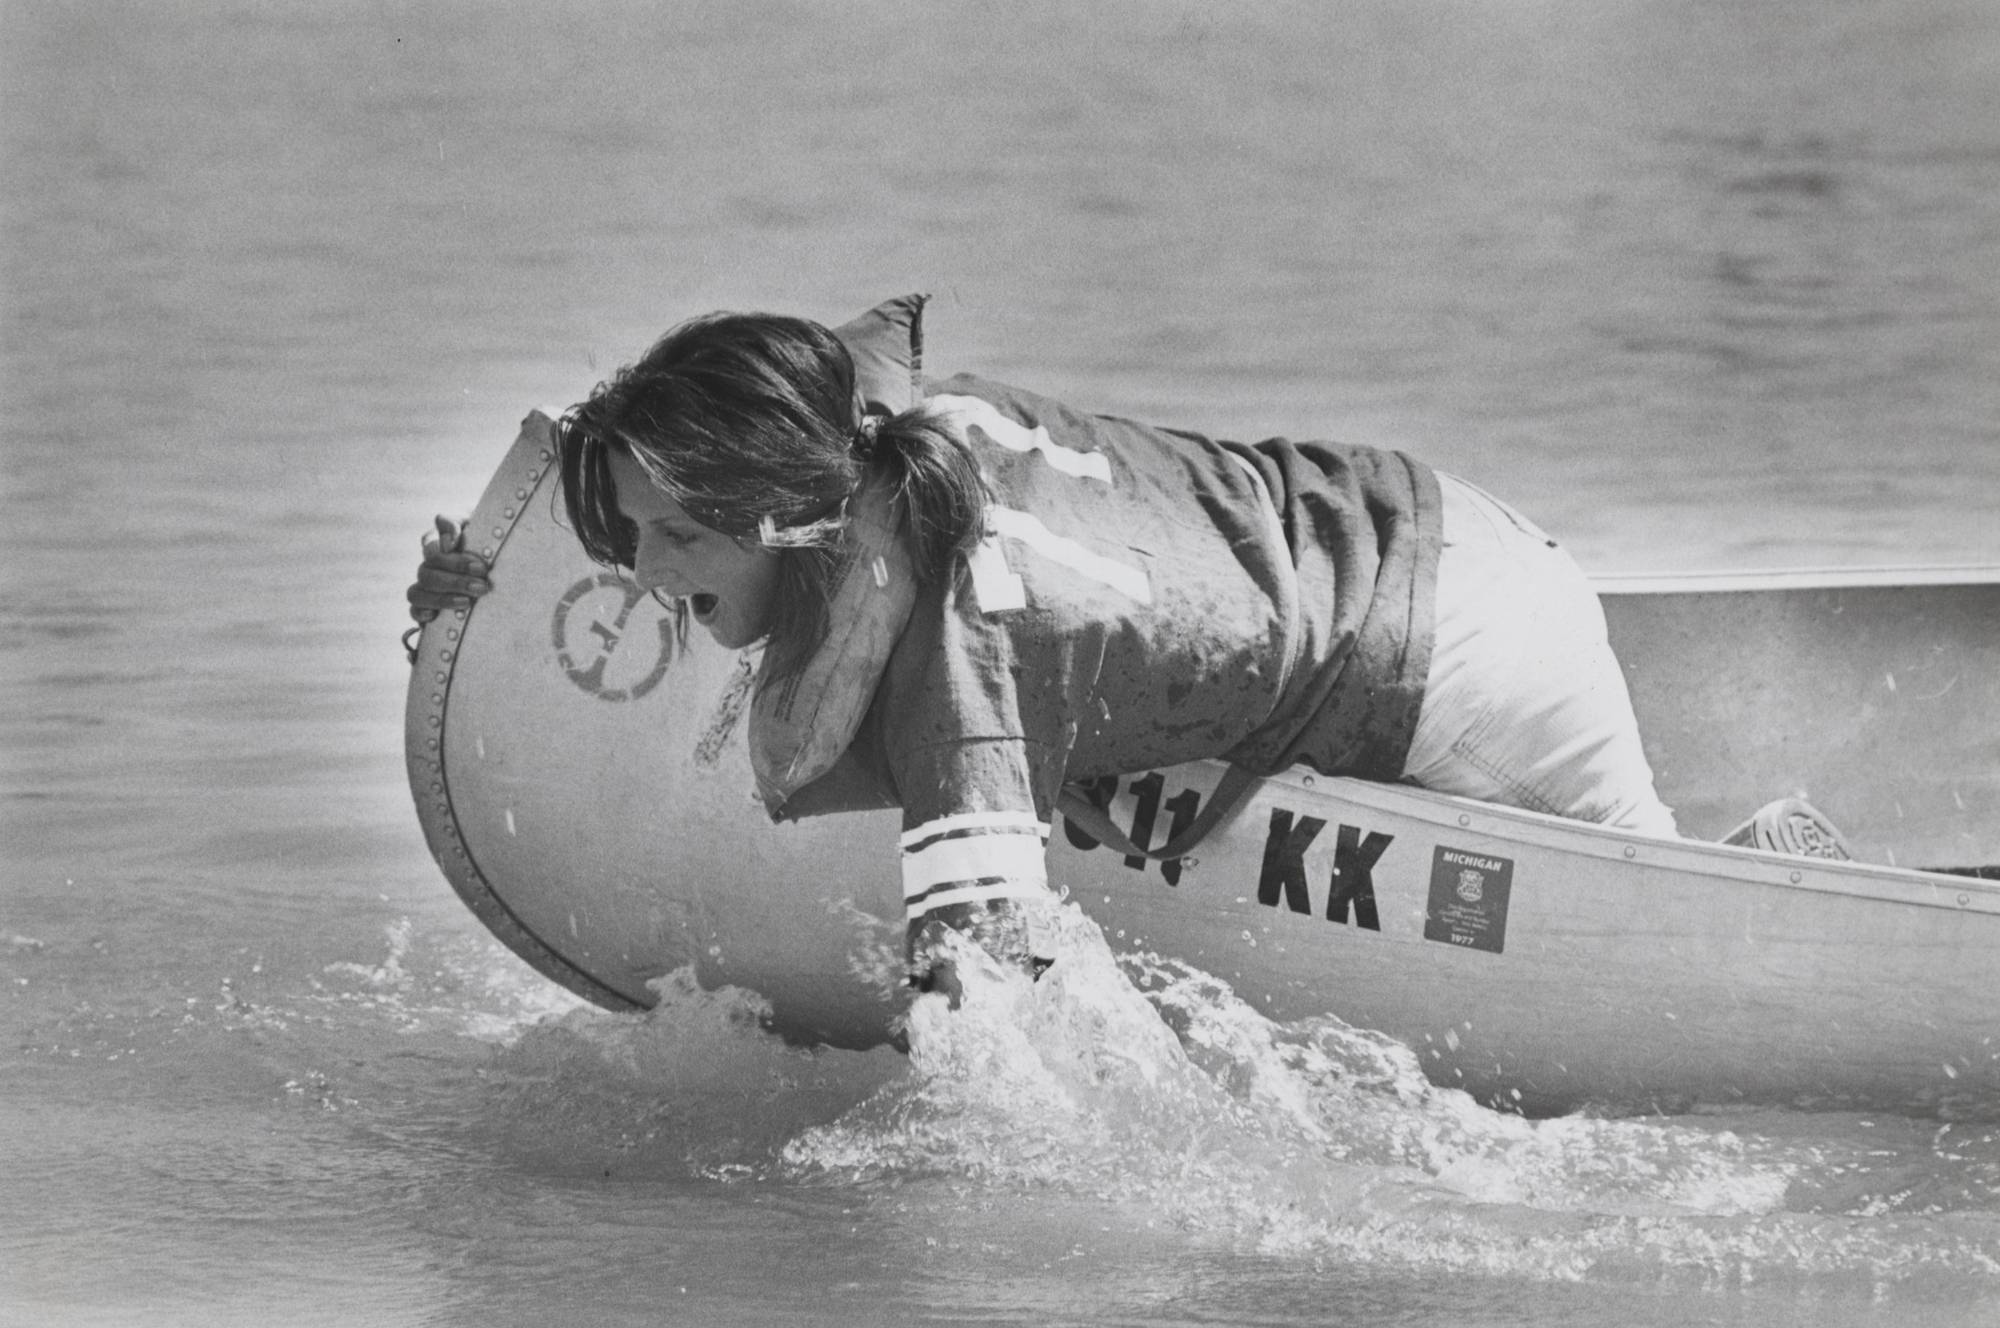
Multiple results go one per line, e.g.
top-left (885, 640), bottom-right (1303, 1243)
top-left (1402, 474), bottom-right (1679, 837)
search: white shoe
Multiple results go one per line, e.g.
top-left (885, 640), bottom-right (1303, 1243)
top-left (1723, 798), bottom-right (1853, 860)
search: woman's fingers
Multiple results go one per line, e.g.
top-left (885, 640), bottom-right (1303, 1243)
top-left (407, 562), bottom-right (491, 610)
top-left (406, 513), bottom-right (492, 622)
top-left (421, 513), bottom-right (467, 559)
top-left (414, 550), bottom-right (491, 585)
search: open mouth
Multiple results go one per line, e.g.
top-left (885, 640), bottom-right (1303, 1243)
top-left (690, 593), bottom-right (718, 619)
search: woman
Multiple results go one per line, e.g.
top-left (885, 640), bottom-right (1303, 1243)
top-left (410, 300), bottom-right (1680, 988)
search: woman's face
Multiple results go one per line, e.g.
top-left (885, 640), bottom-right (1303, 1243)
top-left (607, 449), bottom-right (781, 649)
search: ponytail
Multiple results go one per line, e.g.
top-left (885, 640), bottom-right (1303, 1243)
top-left (864, 407), bottom-right (988, 581)
top-left (755, 404), bottom-right (986, 684)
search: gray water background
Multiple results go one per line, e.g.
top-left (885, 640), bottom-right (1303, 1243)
top-left (4, 1), bottom-right (1999, 1324)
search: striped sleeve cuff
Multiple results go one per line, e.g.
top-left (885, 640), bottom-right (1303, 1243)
top-left (900, 810), bottom-right (1050, 922)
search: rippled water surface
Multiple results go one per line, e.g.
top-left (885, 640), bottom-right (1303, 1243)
top-left (4, 1), bottom-right (1998, 1323)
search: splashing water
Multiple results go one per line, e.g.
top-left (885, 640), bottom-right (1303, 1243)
top-left (468, 903), bottom-right (2000, 1293)
top-left (480, 970), bottom-right (905, 1183)
top-left (771, 906), bottom-right (2000, 1289)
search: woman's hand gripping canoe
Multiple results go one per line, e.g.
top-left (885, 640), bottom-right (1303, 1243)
top-left (403, 515), bottom-right (492, 660)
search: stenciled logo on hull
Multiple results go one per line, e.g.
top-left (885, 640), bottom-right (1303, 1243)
top-left (550, 574), bottom-right (679, 702)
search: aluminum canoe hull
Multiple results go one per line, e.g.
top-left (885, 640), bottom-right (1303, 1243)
top-left (406, 413), bottom-right (2000, 1116)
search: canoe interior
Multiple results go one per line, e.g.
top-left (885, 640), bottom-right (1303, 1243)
top-left (1602, 576), bottom-right (2000, 870)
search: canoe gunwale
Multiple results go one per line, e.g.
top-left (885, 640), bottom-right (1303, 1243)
top-left (1595, 565), bottom-right (2000, 594)
top-left (402, 411), bottom-right (652, 1012)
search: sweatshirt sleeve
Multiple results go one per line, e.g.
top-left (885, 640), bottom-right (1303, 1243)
top-left (877, 571), bottom-right (1098, 947)
top-left (894, 739), bottom-right (1053, 930)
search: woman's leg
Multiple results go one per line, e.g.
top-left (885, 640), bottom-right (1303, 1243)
top-left (1403, 473), bottom-right (1678, 837)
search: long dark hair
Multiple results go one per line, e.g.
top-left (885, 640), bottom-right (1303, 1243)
top-left (556, 311), bottom-right (987, 680)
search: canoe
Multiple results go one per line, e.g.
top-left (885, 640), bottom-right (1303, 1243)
top-left (405, 413), bottom-right (2000, 1117)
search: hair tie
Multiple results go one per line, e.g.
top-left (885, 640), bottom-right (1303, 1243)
top-left (854, 414), bottom-right (883, 459)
